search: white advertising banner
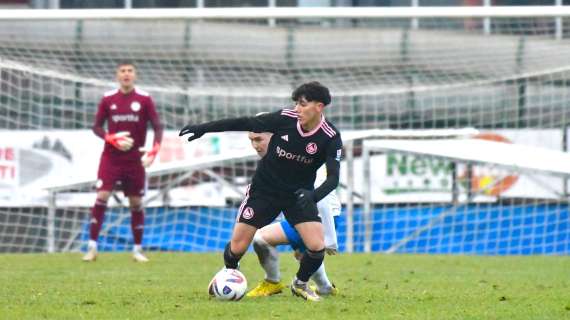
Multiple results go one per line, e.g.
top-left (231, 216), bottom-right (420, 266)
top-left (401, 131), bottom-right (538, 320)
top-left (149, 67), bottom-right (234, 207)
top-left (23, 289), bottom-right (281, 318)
top-left (0, 129), bottom-right (564, 206)
top-left (0, 146), bottom-right (18, 188)
top-left (339, 129), bottom-right (564, 203)
top-left (0, 130), bottom-right (252, 207)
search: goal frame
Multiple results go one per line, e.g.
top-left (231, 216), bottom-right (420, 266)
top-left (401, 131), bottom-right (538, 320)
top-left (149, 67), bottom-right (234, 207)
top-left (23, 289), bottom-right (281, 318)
top-left (2, 6), bottom-right (570, 254)
top-left (361, 138), bottom-right (570, 253)
top-left (1, 6), bottom-right (570, 20)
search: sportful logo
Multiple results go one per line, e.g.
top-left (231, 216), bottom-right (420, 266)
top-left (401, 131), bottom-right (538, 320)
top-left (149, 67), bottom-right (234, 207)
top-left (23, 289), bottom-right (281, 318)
top-left (276, 146), bottom-right (314, 164)
top-left (111, 114), bottom-right (139, 123)
top-left (306, 142), bottom-right (318, 154)
top-left (281, 135), bottom-right (289, 141)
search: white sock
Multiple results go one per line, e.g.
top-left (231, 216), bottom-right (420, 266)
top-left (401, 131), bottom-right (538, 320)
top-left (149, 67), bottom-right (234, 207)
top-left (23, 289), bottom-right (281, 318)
top-left (133, 244), bottom-right (143, 253)
top-left (311, 263), bottom-right (332, 290)
top-left (252, 232), bottom-right (281, 283)
top-left (88, 240), bottom-right (98, 250)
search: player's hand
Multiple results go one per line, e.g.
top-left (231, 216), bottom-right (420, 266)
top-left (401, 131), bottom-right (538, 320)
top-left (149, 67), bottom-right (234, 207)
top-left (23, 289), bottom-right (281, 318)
top-left (325, 246), bottom-right (338, 255)
top-left (139, 142), bottom-right (160, 168)
top-left (179, 124), bottom-right (205, 142)
top-left (294, 189), bottom-right (317, 213)
top-left (105, 131), bottom-right (134, 151)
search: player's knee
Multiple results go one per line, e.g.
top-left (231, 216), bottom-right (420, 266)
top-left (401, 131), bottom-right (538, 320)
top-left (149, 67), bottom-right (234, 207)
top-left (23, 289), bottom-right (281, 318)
top-left (252, 232), bottom-right (267, 251)
top-left (96, 191), bottom-right (111, 203)
top-left (230, 238), bottom-right (249, 256)
top-left (94, 197), bottom-right (109, 206)
top-left (253, 231), bottom-right (278, 259)
top-left (129, 197), bottom-right (143, 211)
top-left (304, 239), bottom-right (324, 253)
top-left (230, 224), bottom-right (256, 254)
top-left (305, 248), bottom-right (325, 260)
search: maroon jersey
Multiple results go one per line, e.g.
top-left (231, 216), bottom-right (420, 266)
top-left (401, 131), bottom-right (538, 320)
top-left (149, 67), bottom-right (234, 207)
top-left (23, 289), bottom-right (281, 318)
top-left (93, 87), bottom-right (162, 163)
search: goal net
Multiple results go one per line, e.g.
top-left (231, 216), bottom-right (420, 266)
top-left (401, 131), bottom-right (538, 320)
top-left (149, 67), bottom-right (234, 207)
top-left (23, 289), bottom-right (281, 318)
top-left (0, 7), bottom-right (569, 254)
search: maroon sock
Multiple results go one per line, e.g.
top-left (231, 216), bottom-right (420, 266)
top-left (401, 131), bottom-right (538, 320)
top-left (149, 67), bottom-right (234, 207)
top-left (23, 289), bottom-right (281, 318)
top-left (131, 210), bottom-right (145, 245)
top-left (89, 199), bottom-right (107, 241)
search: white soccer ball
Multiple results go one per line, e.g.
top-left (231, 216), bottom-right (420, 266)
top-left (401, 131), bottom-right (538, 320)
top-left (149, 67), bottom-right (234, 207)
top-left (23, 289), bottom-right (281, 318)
top-left (208, 268), bottom-right (248, 301)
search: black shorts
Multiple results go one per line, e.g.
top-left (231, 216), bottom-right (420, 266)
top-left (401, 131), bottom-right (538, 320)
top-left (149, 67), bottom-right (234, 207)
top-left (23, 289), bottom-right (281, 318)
top-left (236, 184), bottom-right (321, 229)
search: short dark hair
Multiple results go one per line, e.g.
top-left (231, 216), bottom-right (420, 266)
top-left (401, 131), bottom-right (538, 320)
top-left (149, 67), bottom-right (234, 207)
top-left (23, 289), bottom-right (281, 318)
top-left (291, 81), bottom-right (331, 106)
top-left (116, 60), bottom-right (136, 69)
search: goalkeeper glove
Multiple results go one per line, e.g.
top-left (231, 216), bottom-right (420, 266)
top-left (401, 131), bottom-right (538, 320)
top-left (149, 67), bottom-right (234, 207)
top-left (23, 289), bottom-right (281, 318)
top-left (139, 142), bottom-right (161, 168)
top-left (105, 131), bottom-right (134, 151)
top-left (294, 189), bottom-right (318, 215)
top-left (179, 124), bottom-right (205, 142)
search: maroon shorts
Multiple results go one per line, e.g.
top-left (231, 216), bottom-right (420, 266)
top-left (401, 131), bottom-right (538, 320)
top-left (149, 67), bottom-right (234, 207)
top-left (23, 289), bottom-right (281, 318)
top-left (96, 155), bottom-right (146, 197)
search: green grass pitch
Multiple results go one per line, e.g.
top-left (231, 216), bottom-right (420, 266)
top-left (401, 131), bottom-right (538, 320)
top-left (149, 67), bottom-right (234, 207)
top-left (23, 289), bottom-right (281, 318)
top-left (0, 252), bottom-right (569, 319)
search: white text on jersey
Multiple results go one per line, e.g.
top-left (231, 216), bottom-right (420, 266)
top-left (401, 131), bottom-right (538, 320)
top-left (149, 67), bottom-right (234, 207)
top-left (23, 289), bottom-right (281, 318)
top-left (276, 146), bottom-right (314, 164)
top-left (111, 114), bottom-right (140, 123)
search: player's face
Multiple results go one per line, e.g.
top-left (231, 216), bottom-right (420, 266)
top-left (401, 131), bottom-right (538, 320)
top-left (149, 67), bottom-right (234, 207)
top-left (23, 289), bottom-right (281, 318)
top-left (294, 97), bottom-right (324, 130)
top-left (116, 64), bottom-right (137, 92)
top-left (248, 132), bottom-right (272, 157)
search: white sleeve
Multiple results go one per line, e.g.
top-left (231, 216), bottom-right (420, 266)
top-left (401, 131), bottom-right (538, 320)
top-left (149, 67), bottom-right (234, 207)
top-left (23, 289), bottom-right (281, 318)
top-left (317, 194), bottom-right (340, 250)
top-left (314, 165), bottom-right (327, 187)
top-left (315, 164), bottom-right (341, 249)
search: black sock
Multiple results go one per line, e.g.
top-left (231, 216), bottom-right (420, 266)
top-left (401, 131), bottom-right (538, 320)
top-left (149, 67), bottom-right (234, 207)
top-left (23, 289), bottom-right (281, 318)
top-left (296, 248), bottom-right (325, 282)
top-left (223, 241), bottom-right (242, 269)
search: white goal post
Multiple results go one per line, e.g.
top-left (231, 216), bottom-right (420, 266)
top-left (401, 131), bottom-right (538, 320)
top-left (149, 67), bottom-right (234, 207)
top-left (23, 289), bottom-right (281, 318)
top-left (2, 6), bottom-right (570, 19)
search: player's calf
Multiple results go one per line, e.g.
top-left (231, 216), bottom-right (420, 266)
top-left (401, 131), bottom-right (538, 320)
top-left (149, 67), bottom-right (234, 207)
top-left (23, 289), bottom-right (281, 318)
top-left (252, 232), bottom-right (281, 282)
top-left (296, 248), bottom-right (325, 282)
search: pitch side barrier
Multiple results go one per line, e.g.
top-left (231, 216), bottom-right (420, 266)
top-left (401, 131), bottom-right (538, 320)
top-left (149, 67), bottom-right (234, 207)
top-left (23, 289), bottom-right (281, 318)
top-left (43, 128), bottom-right (477, 253)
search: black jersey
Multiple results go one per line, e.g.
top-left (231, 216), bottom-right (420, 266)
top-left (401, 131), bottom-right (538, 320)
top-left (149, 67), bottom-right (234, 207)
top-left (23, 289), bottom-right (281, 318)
top-left (195, 109), bottom-right (343, 201)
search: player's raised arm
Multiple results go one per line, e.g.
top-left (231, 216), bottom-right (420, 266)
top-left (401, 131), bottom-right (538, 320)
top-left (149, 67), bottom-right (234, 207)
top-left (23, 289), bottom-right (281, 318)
top-left (178, 111), bottom-right (283, 142)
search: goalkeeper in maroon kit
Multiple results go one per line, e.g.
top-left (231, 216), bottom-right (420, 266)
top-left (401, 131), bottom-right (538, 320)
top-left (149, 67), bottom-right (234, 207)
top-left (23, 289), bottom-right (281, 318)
top-left (83, 61), bottom-right (163, 263)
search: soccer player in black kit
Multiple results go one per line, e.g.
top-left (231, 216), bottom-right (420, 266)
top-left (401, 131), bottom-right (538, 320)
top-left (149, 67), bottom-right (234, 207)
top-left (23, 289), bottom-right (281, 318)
top-left (179, 82), bottom-right (342, 302)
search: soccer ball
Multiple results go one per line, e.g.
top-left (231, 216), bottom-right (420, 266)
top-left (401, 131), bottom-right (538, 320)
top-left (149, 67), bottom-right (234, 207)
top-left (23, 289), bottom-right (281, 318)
top-left (208, 268), bottom-right (248, 301)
